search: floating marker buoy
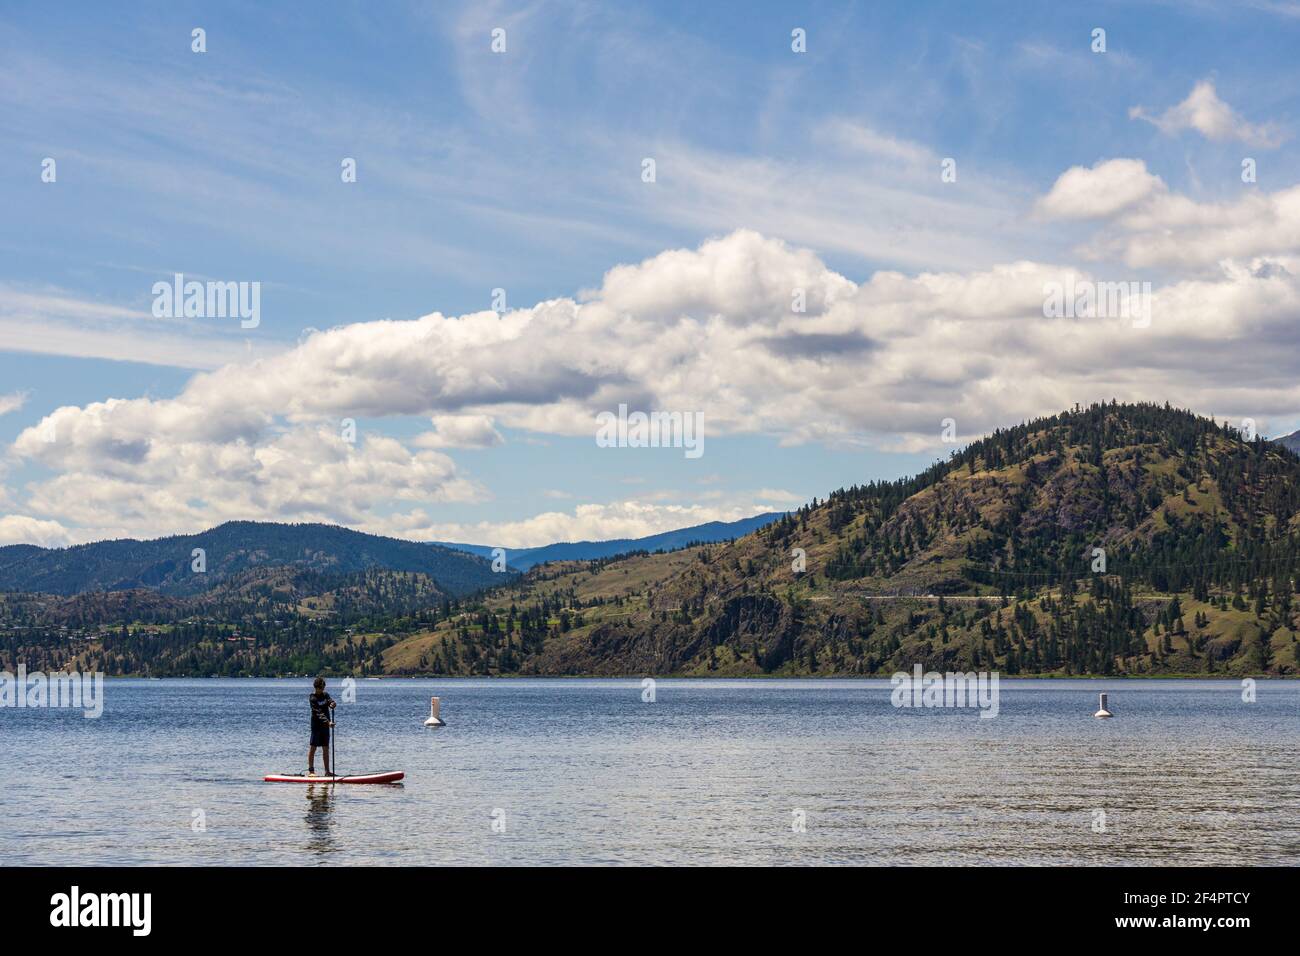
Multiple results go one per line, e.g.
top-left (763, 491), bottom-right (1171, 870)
top-left (1094, 692), bottom-right (1112, 719)
top-left (424, 696), bottom-right (445, 727)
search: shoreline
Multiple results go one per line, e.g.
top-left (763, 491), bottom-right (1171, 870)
top-left (61, 672), bottom-right (1300, 681)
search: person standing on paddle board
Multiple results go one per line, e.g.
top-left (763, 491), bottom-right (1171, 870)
top-left (307, 677), bottom-right (336, 777)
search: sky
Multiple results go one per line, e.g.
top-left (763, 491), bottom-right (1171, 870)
top-left (2, 0), bottom-right (1300, 550)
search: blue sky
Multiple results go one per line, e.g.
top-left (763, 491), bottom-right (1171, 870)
top-left (3, 0), bottom-right (1300, 548)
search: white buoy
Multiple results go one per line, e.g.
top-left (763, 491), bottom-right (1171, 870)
top-left (1094, 692), bottom-right (1112, 719)
top-left (424, 696), bottom-right (446, 727)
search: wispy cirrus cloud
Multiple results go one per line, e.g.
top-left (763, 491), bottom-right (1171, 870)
top-left (0, 284), bottom-right (282, 370)
top-left (0, 390), bottom-right (29, 417)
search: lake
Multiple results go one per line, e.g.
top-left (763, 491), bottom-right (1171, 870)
top-left (3, 677), bottom-right (1297, 865)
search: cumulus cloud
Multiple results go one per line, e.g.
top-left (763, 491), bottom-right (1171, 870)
top-left (15, 422), bottom-right (483, 541)
top-left (1098, 187), bottom-right (1300, 270)
top-left (1035, 159), bottom-right (1167, 221)
top-left (8, 213), bottom-right (1300, 545)
top-left (413, 414), bottom-right (505, 449)
top-left (0, 515), bottom-right (76, 548)
top-left (1034, 156), bottom-right (1300, 270)
top-left (1130, 80), bottom-right (1285, 147)
top-left (1036, 163), bottom-right (1300, 270)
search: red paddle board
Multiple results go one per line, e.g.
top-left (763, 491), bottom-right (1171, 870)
top-left (264, 771), bottom-right (404, 784)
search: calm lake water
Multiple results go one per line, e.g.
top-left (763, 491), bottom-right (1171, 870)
top-left (3, 678), bottom-right (1298, 866)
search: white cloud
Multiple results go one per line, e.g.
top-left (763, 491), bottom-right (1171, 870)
top-left (749, 488), bottom-right (803, 505)
top-left (15, 423), bottom-right (484, 542)
top-left (1035, 159), bottom-right (1167, 221)
top-left (413, 414), bottom-right (504, 449)
top-left (0, 514), bottom-right (76, 548)
top-left (9, 208), bottom-right (1300, 544)
top-left (0, 284), bottom-right (284, 370)
top-left (818, 119), bottom-right (935, 166)
top-left (1033, 157), bottom-right (1300, 271)
top-left (0, 391), bottom-right (29, 417)
top-left (406, 499), bottom-right (788, 549)
top-left (1130, 80), bottom-right (1285, 147)
top-left (1038, 171), bottom-right (1300, 271)
top-left (1098, 187), bottom-right (1300, 270)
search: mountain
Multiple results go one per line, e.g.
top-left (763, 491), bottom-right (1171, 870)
top-left (1275, 429), bottom-right (1300, 455)
top-left (381, 402), bottom-right (1300, 678)
top-left (0, 521), bottom-right (504, 598)
top-left (10, 403), bottom-right (1300, 679)
top-left (434, 513), bottom-right (784, 570)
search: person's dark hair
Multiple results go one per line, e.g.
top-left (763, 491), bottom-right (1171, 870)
top-left (313, 677), bottom-right (325, 691)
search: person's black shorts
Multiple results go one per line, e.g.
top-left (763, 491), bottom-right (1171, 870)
top-left (310, 724), bottom-right (331, 747)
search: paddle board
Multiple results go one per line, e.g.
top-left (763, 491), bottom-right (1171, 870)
top-left (264, 771), bottom-right (404, 784)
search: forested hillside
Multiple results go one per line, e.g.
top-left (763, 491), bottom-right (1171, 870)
top-left (383, 402), bottom-right (1300, 678)
top-left (5, 403), bottom-right (1299, 678)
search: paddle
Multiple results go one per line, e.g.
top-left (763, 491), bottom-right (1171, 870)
top-left (330, 701), bottom-right (338, 779)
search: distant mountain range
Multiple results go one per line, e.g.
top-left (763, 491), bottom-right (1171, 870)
top-left (434, 513), bottom-right (784, 570)
top-left (0, 513), bottom-right (783, 600)
top-left (0, 521), bottom-right (503, 597)
top-left (1275, 430), bottom-right (1300, 454)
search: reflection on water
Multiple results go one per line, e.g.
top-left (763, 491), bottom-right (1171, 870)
top-left (303, 785), bottom-right (335, 858)
top-left (2, 678), bottom-right (1298, 865)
